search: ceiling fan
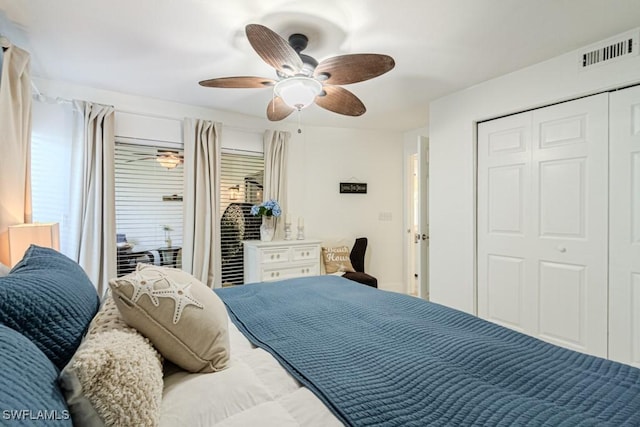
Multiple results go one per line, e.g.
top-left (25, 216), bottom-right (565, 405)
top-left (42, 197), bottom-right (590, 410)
top-left (127, 150), bottom-right (184, 169)
top-left (199, 24), bottom-right (395, 121)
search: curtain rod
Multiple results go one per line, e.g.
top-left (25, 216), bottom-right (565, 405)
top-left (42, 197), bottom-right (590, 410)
top-left (31, 80), bottom-right (75, 106)
top-left (115, 109), bottom-right (183, 123)
top-left (116, 108), bottom-right (265, 134)
top-left (32, 91), bottom-right (75, 106)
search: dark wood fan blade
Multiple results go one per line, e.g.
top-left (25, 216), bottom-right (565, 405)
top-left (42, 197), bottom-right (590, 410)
top-left (245, 24), bottom-right (303, 76)
top-left (126, 157), bottom-right (156, 162)
top-left (199, 76), bottom-right (275, 88)
top-left (315, 86), bottom-right (366, 116)
top-left (267, 97), bottom-right (295, 121)
top-left (314, 54), bottom-right (395, 85)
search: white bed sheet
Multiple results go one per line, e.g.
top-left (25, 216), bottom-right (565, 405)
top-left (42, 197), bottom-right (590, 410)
top-left (159, 317), bottom-right (343, 427)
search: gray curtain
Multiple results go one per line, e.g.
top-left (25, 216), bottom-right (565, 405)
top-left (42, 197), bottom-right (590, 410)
top-left (182, 118), bottom-right (221, 288)
top-left (263, 130), bottom-right (290, 239)
top-left (0, 42), bottom-right (32, 266)
top-left (67, 101), bottom-right (116, 295)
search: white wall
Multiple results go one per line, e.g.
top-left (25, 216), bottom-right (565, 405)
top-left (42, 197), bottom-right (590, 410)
top-left (429, 28), bottom-right (640, 314)
top-left (287, 126), bottom-right (405, 292)
top-left (33, 78), bottom-right (406, 290)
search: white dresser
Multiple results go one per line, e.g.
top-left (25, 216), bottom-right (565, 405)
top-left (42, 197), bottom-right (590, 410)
top-left (243, 239), bottom-right (321, 283)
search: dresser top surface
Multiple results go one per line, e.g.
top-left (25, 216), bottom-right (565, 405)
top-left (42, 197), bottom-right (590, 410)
top-left (243, 239), bottom-right (322, 248)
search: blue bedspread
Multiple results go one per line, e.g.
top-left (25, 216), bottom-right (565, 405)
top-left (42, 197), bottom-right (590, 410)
top-left (215, 276), bottom-right (640, 426)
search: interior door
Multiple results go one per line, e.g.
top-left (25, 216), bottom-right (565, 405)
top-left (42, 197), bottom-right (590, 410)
top-left (609, 84), bottom-right (640, 367)
top-left (478, 93), bottom-right (609, 357)
top-left (417, 137), bottom-right (429, 300)
top-left (407, 153), bottom-right (419, 296)
top-left (406, 136), bottom-right (429, 299)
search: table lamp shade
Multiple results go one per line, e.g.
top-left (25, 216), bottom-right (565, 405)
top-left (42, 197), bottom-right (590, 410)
top-left (7, 223), bottom-right (60, 267)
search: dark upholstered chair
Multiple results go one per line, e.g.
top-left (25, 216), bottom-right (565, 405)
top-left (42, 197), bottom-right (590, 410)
top-left (342, 237), bottom-right (378, 288)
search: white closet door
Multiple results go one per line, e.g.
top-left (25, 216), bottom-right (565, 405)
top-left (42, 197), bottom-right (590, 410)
top-left (478, 112), bottom-right (532, 334)
top-left (609, 85), bottom-right (640, 368)
top-left (478, 93), bottom-right (608, 357)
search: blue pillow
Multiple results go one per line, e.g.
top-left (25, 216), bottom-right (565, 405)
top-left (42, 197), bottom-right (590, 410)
top-left (0, 324), bottom-right (72, 426)
top-left (0, 245), bottom-right (100, 370)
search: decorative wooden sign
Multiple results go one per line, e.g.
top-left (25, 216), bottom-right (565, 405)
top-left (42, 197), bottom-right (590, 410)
top-left (340, 182), bottom-right (367, 194)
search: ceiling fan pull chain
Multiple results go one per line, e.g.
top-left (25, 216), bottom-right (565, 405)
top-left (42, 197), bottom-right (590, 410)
top-left (297, 108), bottom-right (302, 134)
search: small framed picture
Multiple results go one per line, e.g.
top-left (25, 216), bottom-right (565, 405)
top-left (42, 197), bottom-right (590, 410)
top-left (340, 182), bottom-right (367, 194)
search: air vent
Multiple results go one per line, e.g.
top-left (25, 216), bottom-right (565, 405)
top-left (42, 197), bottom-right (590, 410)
top-left (580, 30), bottom-right (639, 69)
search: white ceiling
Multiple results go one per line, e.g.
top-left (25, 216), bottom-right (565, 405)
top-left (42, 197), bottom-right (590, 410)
top-left (1, 0), bottom-right (639, 131)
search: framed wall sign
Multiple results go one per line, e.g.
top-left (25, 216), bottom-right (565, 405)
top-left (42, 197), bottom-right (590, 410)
top-left (340, 182), bottom-right (367, 194)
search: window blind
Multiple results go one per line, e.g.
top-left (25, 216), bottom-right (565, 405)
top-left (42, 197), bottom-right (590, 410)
top-left (30, 101), bottom-right (74, 257)
top-left (114, 140), bottom-right (183, 276)
top-left (220, 150), bottom-right (264, 286)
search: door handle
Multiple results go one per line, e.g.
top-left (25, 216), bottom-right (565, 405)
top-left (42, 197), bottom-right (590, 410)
top-left (415, 233), bottom-right (428, 243)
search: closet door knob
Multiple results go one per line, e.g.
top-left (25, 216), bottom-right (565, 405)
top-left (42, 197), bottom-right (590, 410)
top-left (557, 246), bottom-right (567, 253)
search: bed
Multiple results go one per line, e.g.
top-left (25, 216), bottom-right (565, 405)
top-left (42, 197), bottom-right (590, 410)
top-left (165, 275), bottom-right (640, 426)
top-left (1, 247), bottom-right (638, 426)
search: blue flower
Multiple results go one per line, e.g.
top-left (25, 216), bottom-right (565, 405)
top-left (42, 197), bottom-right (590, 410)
top-left (251, 199), bottom-right (282, 217)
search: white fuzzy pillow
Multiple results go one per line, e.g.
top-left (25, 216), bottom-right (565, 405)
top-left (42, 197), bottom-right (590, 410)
top-left (59, 292), bottom-right (164, 427)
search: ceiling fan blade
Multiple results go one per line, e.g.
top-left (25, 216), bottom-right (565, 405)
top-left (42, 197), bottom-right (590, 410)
top-left (199, 76), bottom-right (275, 88)
top-left (267, 97), bottom-right (295, 121)
top-left (245, 24), bottom-right (303, 76)
top-left (314, 54), bottom-right (395, 85)
top-left (316, 86), bottom-right (366, 117)
top-left (126, 157), bottom-right (156, 163)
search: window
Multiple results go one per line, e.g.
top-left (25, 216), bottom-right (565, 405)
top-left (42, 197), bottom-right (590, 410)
top-left (114, 140), bottom-right (183, 276)
top-left (220, 150), bottom-right (264, 286)
top-left (30, 101), bottom-right (74, 257)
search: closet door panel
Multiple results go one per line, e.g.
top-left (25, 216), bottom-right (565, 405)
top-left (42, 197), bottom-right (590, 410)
top-left (538, 261), bottom-right (587, 350)
top-left (610, 85), bottom-right (640, 367)
top-left (486, 254), bottom-right (525, 331)
top-left (530, 94), bottom-right (608, 357)
top-left (478, 113), bottom-right (533, 332)
top-left (538, 158), bottom-right (586, 238)
top-left (478, 93), bottom-right (608, 358)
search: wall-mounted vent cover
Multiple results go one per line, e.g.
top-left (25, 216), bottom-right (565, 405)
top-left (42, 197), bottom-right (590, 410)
top-left (580, 30), bottom-right (639, 69)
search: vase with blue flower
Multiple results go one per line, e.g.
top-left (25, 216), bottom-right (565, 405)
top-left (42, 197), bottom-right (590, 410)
top-left (251, 199), bottom-right (282, 242)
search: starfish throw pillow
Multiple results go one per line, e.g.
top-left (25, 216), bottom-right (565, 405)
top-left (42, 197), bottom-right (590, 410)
top-left (109, 264), bottom-right (230, 373)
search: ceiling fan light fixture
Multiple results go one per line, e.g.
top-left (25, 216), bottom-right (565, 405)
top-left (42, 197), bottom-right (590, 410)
top-left (274, 76), bottom-right (322, 110)
top-left (156, 155), bottom-right (182, 169)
